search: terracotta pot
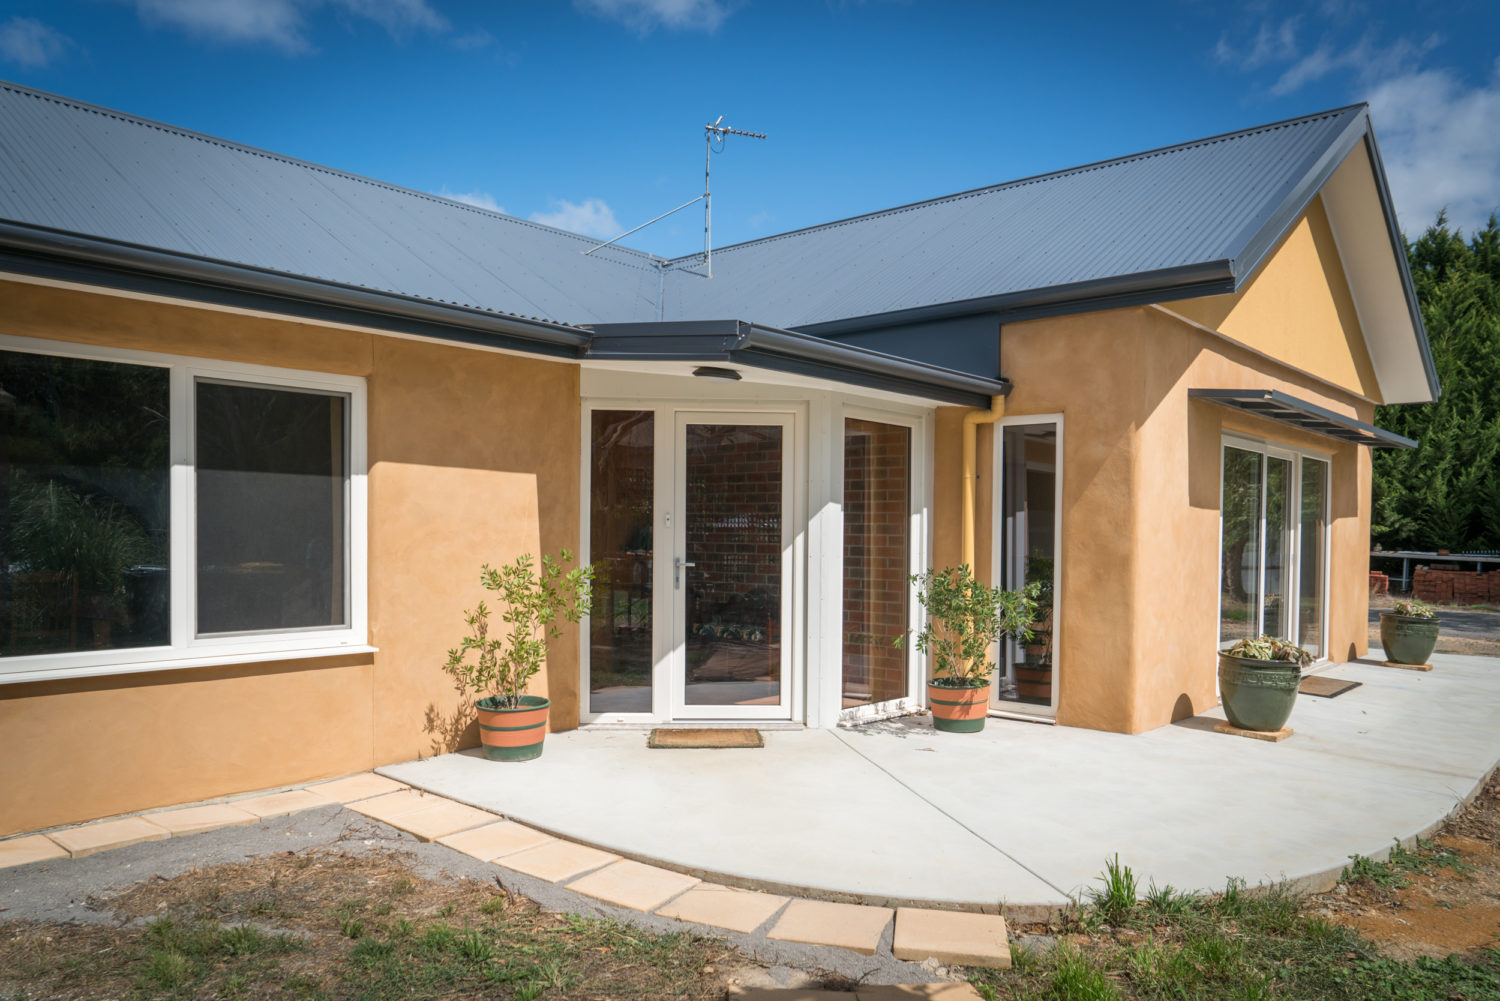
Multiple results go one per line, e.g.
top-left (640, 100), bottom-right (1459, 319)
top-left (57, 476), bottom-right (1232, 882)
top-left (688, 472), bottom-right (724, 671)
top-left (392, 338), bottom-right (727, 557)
top-left (475, 695), bottom-right (550, 761)
top-left (1014, 664), bottom-right (1052, 700)
top-left (927, 681), bottom-right (989, 733)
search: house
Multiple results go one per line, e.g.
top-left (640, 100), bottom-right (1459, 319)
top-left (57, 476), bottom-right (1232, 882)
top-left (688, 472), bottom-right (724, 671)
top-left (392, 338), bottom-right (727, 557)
top-left (0, 81), bottom-right (1433, 837)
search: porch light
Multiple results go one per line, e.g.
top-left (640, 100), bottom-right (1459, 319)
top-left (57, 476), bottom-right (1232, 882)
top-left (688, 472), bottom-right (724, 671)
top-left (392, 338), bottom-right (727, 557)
top-left (692, 366), bottom-right (741, 380)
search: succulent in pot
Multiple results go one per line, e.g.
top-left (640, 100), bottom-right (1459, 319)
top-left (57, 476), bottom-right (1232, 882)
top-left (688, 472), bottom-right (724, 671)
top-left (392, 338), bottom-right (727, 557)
top-left (1379, 598), bottom-right (1441, 666)
top-left (900, 565), bottom-right (1037, 733)
top-left (443, 550), bottom-right (594, 761)
top-left (1218, 635), bottom-right (1312, 732)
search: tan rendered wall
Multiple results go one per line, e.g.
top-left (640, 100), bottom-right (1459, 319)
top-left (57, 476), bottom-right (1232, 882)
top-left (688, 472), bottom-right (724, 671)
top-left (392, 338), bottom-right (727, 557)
top-left (0, 281), bottom-right (579, 835)
top-left (998, 305), bottom-right (1372, 734)
top-left (1169, 199), bottom-right (1382, 403)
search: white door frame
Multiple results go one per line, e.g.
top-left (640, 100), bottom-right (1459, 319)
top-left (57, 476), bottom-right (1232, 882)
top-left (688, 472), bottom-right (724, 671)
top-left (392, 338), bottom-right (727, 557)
top-left (836, 406), bottom-right (929, 724)
top-left (989, 414), bottom-right (1064, 719)
top-left (669, 410), bottom-right (798, 720)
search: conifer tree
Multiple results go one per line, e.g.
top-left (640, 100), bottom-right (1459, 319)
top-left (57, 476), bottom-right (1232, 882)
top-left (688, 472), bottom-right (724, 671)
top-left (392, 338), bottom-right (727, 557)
top-left (1373, 213), bottom-right (1500, 551)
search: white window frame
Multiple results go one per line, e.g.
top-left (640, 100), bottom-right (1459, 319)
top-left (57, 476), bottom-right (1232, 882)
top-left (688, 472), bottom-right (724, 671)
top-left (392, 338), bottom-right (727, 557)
top-left (0, 334), bottom-right (371, 684)
top-left (988, 414), bottom-right (1065, 719)
top-left (1217, 432), bottom-right (1331, 663)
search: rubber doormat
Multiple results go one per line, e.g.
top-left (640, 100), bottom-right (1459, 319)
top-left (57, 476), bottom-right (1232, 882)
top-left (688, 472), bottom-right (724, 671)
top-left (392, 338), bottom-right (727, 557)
top-left (1299, 676), bottom-right (1363, 698)
top-left (647, 728), bottom-right (764, 748)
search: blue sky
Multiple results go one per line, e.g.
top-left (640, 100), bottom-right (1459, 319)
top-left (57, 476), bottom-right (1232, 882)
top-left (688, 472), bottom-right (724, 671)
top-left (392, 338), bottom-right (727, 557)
top-left (1, 0), bottom-right (1496, 258)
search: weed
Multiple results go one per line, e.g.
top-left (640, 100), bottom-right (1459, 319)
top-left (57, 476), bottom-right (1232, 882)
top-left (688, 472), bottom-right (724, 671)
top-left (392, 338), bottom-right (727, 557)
top-left (420, 922), bottom-right (457, 952)
top-left (390, 876), bottom-right (415, 895)
top-left (351, 938), bottom-right (395, 965)
top-left (390, 918), bottom-right (415, 938)
top-left (1048, 944), bottom-right (1122, 1000)
top-left (340, 918), bottom-right (365, 939)
top-left (141, 950), bottom-right (192, 990)
top-left (1090, 854), bottom-right (1138, 924)
top-left (1216, 876), bottom-right (1248, 917)
top-left (456, 929), bottom-right (494, 963)
top-left (479, 894), bottom-right (507, 916)
top-left (1143, 879), bottom-right (1192, 919)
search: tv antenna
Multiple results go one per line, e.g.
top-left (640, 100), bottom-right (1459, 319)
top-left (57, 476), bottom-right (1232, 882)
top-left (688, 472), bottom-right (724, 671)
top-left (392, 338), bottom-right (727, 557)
top-left (582, 116), bottom-right (766, 278)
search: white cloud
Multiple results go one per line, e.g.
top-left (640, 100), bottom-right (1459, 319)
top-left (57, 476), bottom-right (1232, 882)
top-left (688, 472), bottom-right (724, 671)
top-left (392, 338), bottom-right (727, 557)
top-left (1268, 32), bottom-right (1439, 97)
top-left (133, 0), bottom-right (449, 52)
top-left (1215, 17), bottom-right (1300, 70)
top-left (438, 188), bottom-right (506, 214)
top-left (529, 199), bottom-right (622, 239)
top-left (0, 16), bottom-right (73, 67)
top-left (1363, 61), bottom-right (1500, 235)
top-left (575, 0), bottom-right (732, 34)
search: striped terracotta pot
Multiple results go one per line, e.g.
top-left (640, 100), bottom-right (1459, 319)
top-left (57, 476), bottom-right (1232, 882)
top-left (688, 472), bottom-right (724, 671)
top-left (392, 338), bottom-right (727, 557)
top-left (927, 682), bottom-right (990, 733)
top-left (475, 695), bottom-right (550, 761)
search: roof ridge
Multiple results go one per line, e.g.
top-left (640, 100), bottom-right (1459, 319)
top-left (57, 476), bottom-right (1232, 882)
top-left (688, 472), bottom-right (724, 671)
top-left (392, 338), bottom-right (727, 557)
top-left (666, 103), bottom-right (1369, 267)
top-left (0, 78), bottom-right (663, 272)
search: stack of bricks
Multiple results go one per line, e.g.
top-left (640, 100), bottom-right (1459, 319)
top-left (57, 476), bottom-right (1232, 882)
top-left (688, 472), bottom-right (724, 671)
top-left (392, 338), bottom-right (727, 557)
top-left (1412, 566), bottom-right (1500, 605)
top-left (1369, 571), bottom-right (1389, 595)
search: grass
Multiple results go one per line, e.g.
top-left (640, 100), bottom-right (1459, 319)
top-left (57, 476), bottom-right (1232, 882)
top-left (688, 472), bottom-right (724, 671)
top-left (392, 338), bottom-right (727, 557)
top-left (1341, 837), bottom-right (1473, 890)
top-left (0, 849), bottom-right (740, 1001)
top-left (972, 860), bottom-right (1500, 1001)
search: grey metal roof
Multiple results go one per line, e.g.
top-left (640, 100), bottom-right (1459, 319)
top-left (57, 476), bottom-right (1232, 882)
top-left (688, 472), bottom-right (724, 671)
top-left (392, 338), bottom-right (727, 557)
top-left (657, 106), bottom-right (1370, 330)
top-left (0, 81), bottom-right (659, 329)
top-left (0, 80), bottom-right (1434, 400)
top-left (1189, 389), bottom-right (1416, 448)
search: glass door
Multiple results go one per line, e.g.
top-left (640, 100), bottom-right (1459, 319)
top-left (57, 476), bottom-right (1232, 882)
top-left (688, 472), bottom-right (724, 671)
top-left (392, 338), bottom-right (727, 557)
top-left (670, 413), bottom-right (794, 719)
top-left (1217, 439), bottom-right (1328, 660)
top-left (992, 420), bottom-right (1061, 717)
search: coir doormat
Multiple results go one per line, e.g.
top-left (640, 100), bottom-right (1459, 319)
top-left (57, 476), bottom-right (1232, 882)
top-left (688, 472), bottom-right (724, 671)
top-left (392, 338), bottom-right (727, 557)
top-left (647, 728), bottom-right (764, 749)
top-left (1298, 676), bottom-right (1363, 698)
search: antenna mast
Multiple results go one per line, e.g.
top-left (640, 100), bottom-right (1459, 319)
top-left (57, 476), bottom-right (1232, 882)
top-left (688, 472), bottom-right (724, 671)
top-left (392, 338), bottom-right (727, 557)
top-left (703, 116), bottom-right (766, 278)
top-left (581, 115), bottom-right (765, 277)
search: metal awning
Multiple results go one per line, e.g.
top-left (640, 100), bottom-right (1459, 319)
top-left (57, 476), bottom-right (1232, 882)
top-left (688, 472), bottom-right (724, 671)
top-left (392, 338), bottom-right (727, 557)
top-left (1189, 389), bottom-right (1415, 448)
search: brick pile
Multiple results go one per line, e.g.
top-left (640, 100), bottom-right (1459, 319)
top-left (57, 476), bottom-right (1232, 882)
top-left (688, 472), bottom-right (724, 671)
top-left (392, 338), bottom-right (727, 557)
top-left (1412, 566), bottom-right (1500, 605)
top-left (1369, 571), bottom-right (1389, 594)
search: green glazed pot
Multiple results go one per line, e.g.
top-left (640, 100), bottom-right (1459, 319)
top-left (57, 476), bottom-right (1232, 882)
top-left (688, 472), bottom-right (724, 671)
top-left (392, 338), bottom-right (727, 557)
top-left (1218, 654), bottom-right (1301, 732)
top-left (1379, 613), bottom-right (1440, 665)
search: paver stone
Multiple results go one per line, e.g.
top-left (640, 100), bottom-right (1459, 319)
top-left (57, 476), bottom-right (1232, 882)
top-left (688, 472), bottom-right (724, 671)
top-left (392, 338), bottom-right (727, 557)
top-left (567, 859), bottom-right (700, 911)
top-left (145, 804), bottom-right (260, 836)
top-left (656, 882), bottom-right (790, 933)
top-left (236, 788), bottom-right (337, 819)
top-left (308, 773), bottom-right (408, 803)
top-left (438, 821), bottom-right (555, 860)
top-left (0, 834), bottom-right (68, 868)
top-left (499, 840), bottom-right (620, 883)
top-left (766, 899), bottom-right (893, 956)
top-left (893, 907), bottom-right (1010, 969)
top-left (49, 816), bottom-right (170, 858)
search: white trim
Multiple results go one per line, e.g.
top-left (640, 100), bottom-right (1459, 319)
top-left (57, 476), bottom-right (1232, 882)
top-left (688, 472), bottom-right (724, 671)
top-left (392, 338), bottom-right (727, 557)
top-left (988, 414), bottom-right (1064, 719)
top-left (836, 406), bottom-right (929, 725)
top-left (0, 333), bottom-right (369, 683)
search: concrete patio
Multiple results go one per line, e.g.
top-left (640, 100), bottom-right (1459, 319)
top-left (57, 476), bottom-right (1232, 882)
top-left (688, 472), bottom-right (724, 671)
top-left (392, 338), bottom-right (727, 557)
top-left (381, 651), bottom-right (1500, 917)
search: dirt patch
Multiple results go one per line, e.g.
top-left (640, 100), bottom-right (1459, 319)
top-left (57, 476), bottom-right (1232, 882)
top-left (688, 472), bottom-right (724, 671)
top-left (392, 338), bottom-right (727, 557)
top-left (1311, 771), bottom-right (1500, 961)
top-left (0, 848), bottom-right (745, 1000)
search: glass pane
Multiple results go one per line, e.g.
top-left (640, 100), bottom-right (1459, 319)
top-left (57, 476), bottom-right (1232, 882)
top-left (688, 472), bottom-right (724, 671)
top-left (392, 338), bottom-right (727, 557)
top-left (1, 351), bottom-right (170, 656)
top-left (841, 419), bottom-right (910, 708)
top-left (683, 423), bottom-right (782, 706)
top-left (589, 410), bottom-right (654, 713)
top-left (196, 381), bottom-right (347, 635)
top-left (1262, 456), bottom-right (1293, 640)
top-left (1298, 458), bottom-right (1328, 658)
top-left (1219, 446), bottom-right (1263, 648)
top-left (996, 424), bottom-right (1057, 708)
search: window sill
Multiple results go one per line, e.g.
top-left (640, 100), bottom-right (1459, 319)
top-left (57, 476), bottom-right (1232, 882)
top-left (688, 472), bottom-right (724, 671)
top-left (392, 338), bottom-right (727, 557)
top-left (0, 644), bottom-right (379, 686)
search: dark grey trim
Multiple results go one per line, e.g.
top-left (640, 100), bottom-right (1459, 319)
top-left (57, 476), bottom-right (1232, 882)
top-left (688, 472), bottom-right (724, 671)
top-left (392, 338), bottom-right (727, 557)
top-left (1189, 388), bottom-right (1416, 448)
top-left (795, 260), bottom-right (1236, 338)
top-left (587, 320), bottom-right (1011, 407)
top-left (0, 221), bottom-right (592, 358)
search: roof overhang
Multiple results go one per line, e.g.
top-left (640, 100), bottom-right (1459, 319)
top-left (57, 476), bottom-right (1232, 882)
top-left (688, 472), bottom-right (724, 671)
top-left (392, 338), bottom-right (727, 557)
top-left (1189, 388), bottom-right (1416, 448)
top-left (0, 220), bottom-right (592, 359)
top-left (586, 320), bottom-right (1010, 408)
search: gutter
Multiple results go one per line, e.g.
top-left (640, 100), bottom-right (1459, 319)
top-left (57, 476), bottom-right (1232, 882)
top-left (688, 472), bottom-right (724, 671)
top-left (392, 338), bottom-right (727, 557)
top-left (0, 220), bottom-right (592, 357)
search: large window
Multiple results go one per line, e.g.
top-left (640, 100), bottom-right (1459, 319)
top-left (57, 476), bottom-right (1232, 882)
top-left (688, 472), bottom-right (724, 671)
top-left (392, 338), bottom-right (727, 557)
top-left (1218, 436), bottom-right (1328, 658)
top-left (0, 337), bottom-right (367, 682)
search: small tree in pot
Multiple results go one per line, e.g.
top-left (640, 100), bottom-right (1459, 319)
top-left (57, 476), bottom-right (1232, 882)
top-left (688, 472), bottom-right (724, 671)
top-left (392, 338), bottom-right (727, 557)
top-left (1379, 598), bottom-right (1441, 666)
top-left (444, 550), bottom-right (594, 761)
top-left (1218, 635), bottom-right (1311, 732)
top-left (903, 565), bottom-right (1037, 733)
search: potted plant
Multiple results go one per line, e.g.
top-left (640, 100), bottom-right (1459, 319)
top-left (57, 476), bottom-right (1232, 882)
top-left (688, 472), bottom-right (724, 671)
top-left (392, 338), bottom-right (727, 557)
top-left (1218, 635), bottom-right (1311, 732)
top-left (1015, 552), bottom-right (1054, 700)
top-left (443, 550), bottom-right (594, 761)
top-left (1379, 598), bottom-right (1441, 665)
top-left (902, 565), bottom-right (1037, 733)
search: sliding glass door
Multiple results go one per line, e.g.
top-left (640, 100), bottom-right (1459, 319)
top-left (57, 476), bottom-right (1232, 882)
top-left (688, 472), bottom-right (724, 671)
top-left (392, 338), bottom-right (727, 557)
top-left (1218, 437), bottom-right (1329, 659)
top-left (993, 419), bottom-right (1061, 717)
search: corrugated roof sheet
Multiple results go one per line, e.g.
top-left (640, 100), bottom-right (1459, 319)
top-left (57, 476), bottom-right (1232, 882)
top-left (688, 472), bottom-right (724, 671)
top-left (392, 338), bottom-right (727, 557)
top-left (0, 82), bottom-right (659, 328)
top-left (657, 106), bottom-right (1366, 327)
top-left (0, 81), bottom-right (1372, 334)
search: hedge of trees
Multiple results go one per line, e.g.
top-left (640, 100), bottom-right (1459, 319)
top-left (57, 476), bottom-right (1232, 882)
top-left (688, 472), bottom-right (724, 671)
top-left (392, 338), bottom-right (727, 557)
top-left (1372, 214), bottom-right (1500, 552)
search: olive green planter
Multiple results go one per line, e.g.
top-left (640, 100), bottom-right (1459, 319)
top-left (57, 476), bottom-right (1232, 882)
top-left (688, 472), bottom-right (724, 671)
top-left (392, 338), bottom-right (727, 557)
top-left (1217, 654), bottom-right (1301, 732)
top-left (1379, 613), bottom-right (1440, 665)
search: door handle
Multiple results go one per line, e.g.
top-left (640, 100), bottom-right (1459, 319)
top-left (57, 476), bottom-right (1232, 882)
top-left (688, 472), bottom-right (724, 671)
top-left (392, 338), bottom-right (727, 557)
top-left (674, 557), bottom-right (696, 588)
